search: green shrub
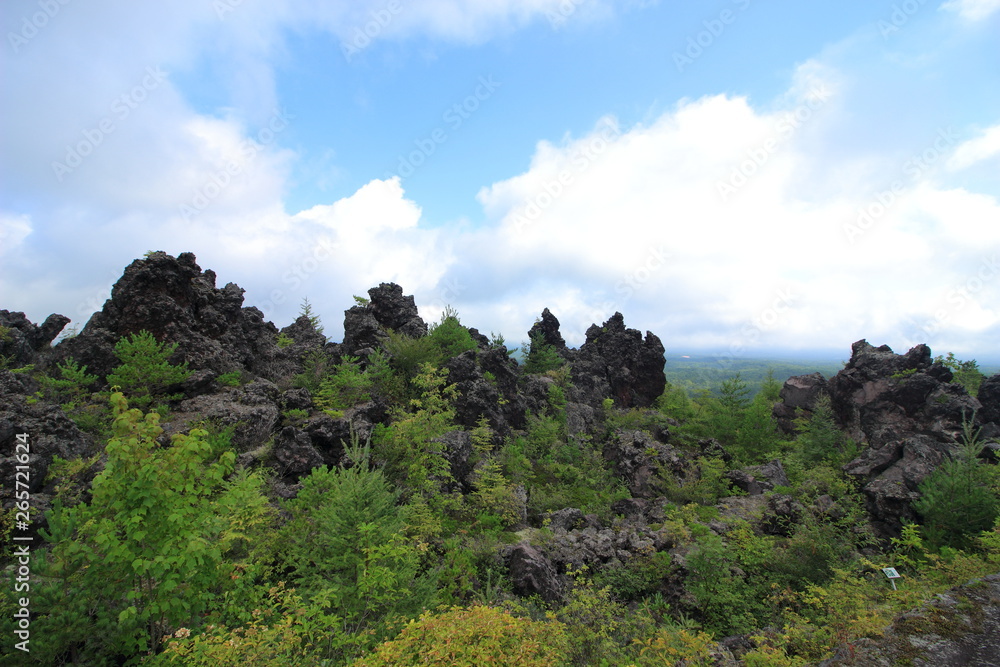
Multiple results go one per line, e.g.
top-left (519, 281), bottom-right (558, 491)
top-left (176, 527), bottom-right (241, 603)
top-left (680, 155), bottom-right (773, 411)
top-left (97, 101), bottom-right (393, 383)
top-left (427, 306), bottom-right (478, 363)
top-left (292, 349), bottom-right (332, 394)
top-left (277, 459), bottom-right (435, 662)
top-left (913, 415), bottom-right (999, 551)
top-left (315, 355), bottom-right (373, 413)
top-left (276, 332), bottom-right (294, 348)
top-left (32, 393), bottom-right (262, 663)
top-left (217, 370), bottom-right (242, 386)
top-left (521, 331), bottom-right (565, 374)
top-left (794, 395), bottom-right (856, 466)
top-left (106, 330), bottom-right (191, 409)
top-left (934, 352), bottom-right (985, 397)
top-left (370, 364), bottom-right (458, 505)
top-left (151, 584), bottom-right (319, 667)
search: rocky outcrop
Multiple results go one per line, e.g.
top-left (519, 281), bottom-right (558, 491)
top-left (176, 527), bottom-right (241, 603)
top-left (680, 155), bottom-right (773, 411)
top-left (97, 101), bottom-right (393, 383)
top-left (527, 308), bottom-right (569, 355)
top-left (0, 369), bottom-right (96, 539)
top-left (506, 542), bottom-right (564, 602)
top-left (823, 574), bottom-right (1000, 667)
top-left (445, 347), bottom-right (527, 441)
top-left (604, 428), bottom-right (685, 498)
top-left (569, 312), bottom-right (666, 409)
top-left (0, 310), bottom-right (70, 368)
top-left (775, 340), bottom-right (993, 540)
top-left (49, 252), bottom-right (292, 382)
top-left (772, 371), bottom-right (829, 433)
top-left (341, 282), bottom-right (426, 356)
top-left (979, 374), bottom-right (1000, 425)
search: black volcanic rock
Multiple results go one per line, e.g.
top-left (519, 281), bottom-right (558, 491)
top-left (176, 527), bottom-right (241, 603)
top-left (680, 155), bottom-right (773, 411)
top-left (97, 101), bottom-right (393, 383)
top-left (772, 372), bottom-right (828, 433)
top-left (569, 312), bottom-right (666, 409)
top-left (775, 340), bottom-right (987, 540)
top-left (0, 369), bottom-right (96, 540)
top-left (527, 308), bottom-right (568, 352)
top-left (979, 374), bottom-right (1000, 424)
top-left (1, 310), bottom-right (70, 367)
top-left (50, 252), bottom-right (289, 382)
top-left (506, 542), bottom-right (564, 603)
top-left (342, 282), bottom-right (426, 355)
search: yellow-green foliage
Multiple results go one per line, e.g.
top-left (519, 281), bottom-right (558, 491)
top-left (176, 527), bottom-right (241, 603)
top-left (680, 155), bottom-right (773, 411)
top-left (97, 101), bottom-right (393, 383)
top-left (352, 605), bottom-right (570, 666)
top-left (630, 627), bottom-right (716, 666)
top-left (150, 584), bottom-right (318, 666)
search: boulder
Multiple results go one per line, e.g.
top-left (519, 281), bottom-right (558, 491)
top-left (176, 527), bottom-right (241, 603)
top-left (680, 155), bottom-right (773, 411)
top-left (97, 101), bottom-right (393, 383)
top-left (342, 283), bottom-right (426, 356)
top-left (506, 542), bottom-right (564, 603)
top-left (604, 428), bottom-right (685, 498)
top-left (773, 372), bottom-right (829, 433)
top-left (569, 312), bottom-right (666, 409)
top-left (527, 308), bottom-right (568, 354)
top-left (0, 310), bottom-right (70, 367)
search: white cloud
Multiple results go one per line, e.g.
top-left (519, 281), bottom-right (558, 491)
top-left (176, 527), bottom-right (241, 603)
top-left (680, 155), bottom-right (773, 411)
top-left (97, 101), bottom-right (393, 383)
top-left (941, 0), bottom-right (1000, 21)
top-left (947, 124), bottom-right (1000, 170)
top-left (0, 213), bottom-right (32, 256)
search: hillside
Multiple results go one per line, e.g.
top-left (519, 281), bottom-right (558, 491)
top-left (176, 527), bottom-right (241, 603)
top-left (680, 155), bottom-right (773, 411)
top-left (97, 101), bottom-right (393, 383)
top-left (1, 251), bottom-right (999, 666)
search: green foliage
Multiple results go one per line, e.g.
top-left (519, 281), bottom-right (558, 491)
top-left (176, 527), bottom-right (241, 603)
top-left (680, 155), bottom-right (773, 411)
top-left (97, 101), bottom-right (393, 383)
top-left (32, 393), bottom-right (260, 663)
top-left (934, 352), bottom-right (985, 397)
top-left (315, 355), bottom-right (373, 413)
top-left (913, 414), bottom-right (1000, 551)
top-left (38, 357), bottom-right (98, 404)
top-left (631, 627), bottom-right (716, 666)
top-left (277, 458), bottom-right (434, 662)
top-left (383, 329), bottom-right (438, 380)
top-left (655, 381), bottom-right (697, 423)
top-left (291, 349), bottom-right (333, 394)
top-left (686, 530), bottom-right (771, 636)
top-left (353, 294), bottom-right (370, 307)
top-left (106, 330), bottom-right (191, 410)
top-left (151, 583), bottom-right (318, 666)
top-left (353, 605), bottom-right (570, 666)
top-left (555, 571), bottom-right (645, 666)
top-left (427, 306), bottom-right (478, 362)
top-left (468, 454), bottom-right (524, 529)
top-left (298, 297), bottom-right (324, 336)
top-left (276, 332), bottom-right (295, 348)
top-left (217, 370), bottom-right (243, 387)
top-left (512, 382), bottom-right (630, 518)
top-left (522, 331), bottom-right (566, 374)
top-left (662, 456), bottom-right (732, 505)
top-left (794, 395), bottom-right (856, 466)
top-left (370, 364), bottom-right (458, 509)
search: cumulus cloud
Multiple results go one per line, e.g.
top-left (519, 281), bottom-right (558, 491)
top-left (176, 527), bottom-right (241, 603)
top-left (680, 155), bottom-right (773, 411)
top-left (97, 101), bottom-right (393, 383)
top-left (947, 124), bottom-right (1000, 171)
top-left (941, 0), bottom-right (1000, 21)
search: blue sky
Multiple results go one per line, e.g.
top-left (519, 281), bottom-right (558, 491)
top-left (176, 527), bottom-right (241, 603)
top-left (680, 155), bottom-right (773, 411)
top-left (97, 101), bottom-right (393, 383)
top-left (2, 0), bottom-right (999, 363)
